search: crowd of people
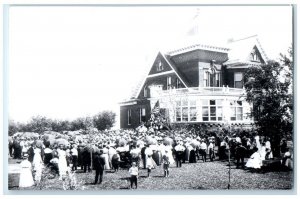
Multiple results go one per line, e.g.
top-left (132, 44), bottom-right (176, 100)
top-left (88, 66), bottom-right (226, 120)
top-left (9, 126), bottom-right (293, 189)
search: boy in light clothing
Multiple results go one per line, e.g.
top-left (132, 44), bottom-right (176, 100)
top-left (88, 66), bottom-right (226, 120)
top-left (128, 162), bottom-right (139, 189)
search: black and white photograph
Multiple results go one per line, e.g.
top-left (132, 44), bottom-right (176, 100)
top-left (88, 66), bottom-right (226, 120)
top-left (4, 3), bottom-right (295, 193)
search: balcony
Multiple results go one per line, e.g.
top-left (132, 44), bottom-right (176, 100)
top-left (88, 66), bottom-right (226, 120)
top-left (150, 86), bottom-right (245, 98)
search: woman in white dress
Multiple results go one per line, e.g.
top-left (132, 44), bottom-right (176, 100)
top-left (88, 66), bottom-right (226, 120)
top-left (101, 146), bottom-right (111, 170)
top-left (164, 144), bottom-right (175, 165)
top-left (245, 147), bottom-right (262, 170)
top-left (259, 142), bottom-right (267, 161)
top-left (254, 135), bottom-right (261, 151)
top-left (19, 159), bottom-right (35, 188)
top-left (32, 147), bottom-right (43, 184)
top-left (108, 145), bottom-right (117, 168)
top-left (57, 144), bottom-right (68, 180)
top-left (145, 146), bottom-right (156, 177)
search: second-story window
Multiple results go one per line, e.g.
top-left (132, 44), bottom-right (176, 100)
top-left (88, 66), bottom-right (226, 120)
top-left (204, 71), bottom-right (209, 87)
top-left (167, 76), bottom-right (172, 90)
top-left (234, 72), bottom-right (243, 88)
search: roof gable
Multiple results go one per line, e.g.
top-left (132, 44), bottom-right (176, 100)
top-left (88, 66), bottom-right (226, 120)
top-left (224, 36), bottom-right (268, 65)
top-left (133, 52), bottom-right (189, 99)
top-left (148, 52), bottom-right (173, 75)
top-left (246, 46), bottom-right (265, 64)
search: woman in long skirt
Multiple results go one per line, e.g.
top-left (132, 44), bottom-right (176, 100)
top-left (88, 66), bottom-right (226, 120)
top-left (19, 159), bottom-right (34, 188)
top-left (245, 147), bottom-right (262, 170)
top-left (189, 147), bottom-right (197, 163)
top-left (57, 145), bottom-right (68, 180)
top-left (32, 147), bottom-right (43, 184)
top-left (145, 146), bottom-right (156, 177)
top-left (164, 145), bottom-right (175, 165)
top-left (101, 146), bottom-right (111, 170)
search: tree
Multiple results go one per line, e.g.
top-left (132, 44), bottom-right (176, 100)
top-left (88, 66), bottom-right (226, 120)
top-left (243, 49), bottom-right (293, 156)
top-left (51, 119), bottom-right (72, 132)
top-left (93, 111), bottom-right (116, 131)
top-left (9, 120), bottom-right (19, 136)
top-left (71, 116), bottom-right (94, 131)
top-left (27, 115), bottom-right (52, 134)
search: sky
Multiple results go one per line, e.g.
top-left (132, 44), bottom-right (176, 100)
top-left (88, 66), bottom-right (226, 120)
top-left (7, 5), bottom-right (293, 126)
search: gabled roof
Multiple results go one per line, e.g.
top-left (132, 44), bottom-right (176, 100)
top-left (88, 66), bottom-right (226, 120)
top-left (167, 43), bottom-right (230, 56)
top-left (132, 52), bottom-right (188, 99)
top-left (224, 35), bottom-right (268, 65)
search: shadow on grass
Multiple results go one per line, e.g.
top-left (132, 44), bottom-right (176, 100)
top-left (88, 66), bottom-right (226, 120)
top-left (152, 175), bottom-right (165, 178)
top-left (190, 186), bottom-right (206, 190)
top-left (120, 177), bottom-right (130, 180)
top-left (105, 170), bottom-right (116, 173)
top-left (139, 176), bottom-right (149, 178)
top-left (119, 187), bottom-right (130, 190)
top-left (84, 182), bottom-right (95, 185)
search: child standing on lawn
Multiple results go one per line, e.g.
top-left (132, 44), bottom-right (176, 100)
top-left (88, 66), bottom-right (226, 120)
top-left (128, 162), bottom-right (138, 189)
top-left (162, 149), bottom-right (170, 177)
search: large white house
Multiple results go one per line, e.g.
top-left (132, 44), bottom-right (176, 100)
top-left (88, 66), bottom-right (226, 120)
top-left (120, 35), bottom-right (268, 129)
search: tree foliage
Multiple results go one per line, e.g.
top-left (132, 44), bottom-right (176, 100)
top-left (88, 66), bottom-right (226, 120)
top-left (9, 111), bottom-right (116, 134)
top-left (243, 48), bottom-right (293, 155)
top-left (93, 111), bottom-right (116, 131)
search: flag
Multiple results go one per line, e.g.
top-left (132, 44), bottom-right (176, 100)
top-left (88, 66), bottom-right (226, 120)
top-left (151, 100), bottom-right (160, 114)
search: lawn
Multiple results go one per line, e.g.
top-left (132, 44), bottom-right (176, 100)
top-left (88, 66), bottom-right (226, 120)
top-left (9, 159), bottom-right (293, 191)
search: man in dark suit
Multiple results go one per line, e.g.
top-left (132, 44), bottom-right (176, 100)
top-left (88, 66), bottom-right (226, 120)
top-left (93, 149), bottom-right (105, 184)
top-left (141, 145), bottom-right (147, 169)
top-left (235, 142), bottom-right (247, 169)
top-left (82, 146), bottom-right (92, 173)
top-left (27, 143), bottom-right (35, 163)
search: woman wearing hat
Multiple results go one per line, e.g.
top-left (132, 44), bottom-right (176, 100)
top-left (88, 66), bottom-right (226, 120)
top-left (57, 144), bottom-right (68, 180)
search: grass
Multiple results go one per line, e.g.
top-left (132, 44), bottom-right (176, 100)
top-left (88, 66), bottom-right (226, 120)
top-left (9, 159), bottom-right (293, 191)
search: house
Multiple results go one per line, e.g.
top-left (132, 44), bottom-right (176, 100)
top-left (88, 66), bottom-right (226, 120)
top-left (119, 35), bottom-right (268, 129)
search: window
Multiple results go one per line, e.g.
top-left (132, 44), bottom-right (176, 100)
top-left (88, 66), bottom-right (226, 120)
top-left (157, 61), bottom-right (164, 71)
top-left (128, 109), bottom-right (132, 125)
top-left (251, 51), bottom-right (259, 61)
top-left (202, 107), bottom-right (209, 121)
top-left (230, 101), bottom-right (243, 121)
top-left (189, 100), bottom-right (197, 121)
top-left (176, 107), bottom-right (181, 122)
top-left (204, 71), bottom-right (209, 87)
top-left (216, 73), bottom-right (220, 87)
top-left (202, 99), bottom-right (223, 121)
top-left (139, 108), bottom-right (146, 123)
top-left (143, 86), bottom-right (147, 97)
top-left (167, 76), bottom-right (172, 90)
top-left (175, 99), bottom-right (197, 122)
top-left (176, 78), bottom-right (181, 88)
top-left (234, 72), bottom-right (243, 88)
top-left (204, 71), bottom-right (220, 87)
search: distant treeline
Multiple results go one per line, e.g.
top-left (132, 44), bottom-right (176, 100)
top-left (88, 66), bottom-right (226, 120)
top-left (9, 110), bottom-right (116, 136)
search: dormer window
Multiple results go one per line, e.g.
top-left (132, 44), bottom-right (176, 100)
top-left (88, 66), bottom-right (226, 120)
top-left (157, 61), bottom-right (164, 71)
top-left (251, 51), bottom-right (259, 62)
